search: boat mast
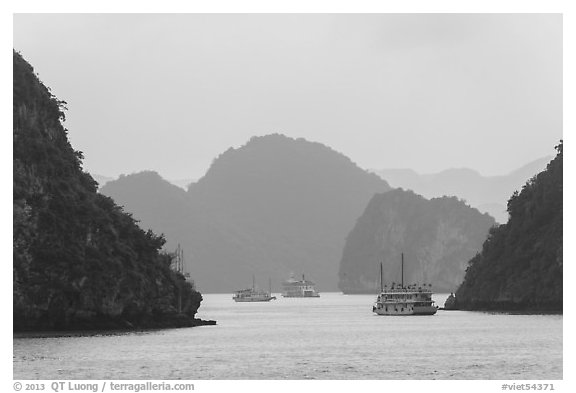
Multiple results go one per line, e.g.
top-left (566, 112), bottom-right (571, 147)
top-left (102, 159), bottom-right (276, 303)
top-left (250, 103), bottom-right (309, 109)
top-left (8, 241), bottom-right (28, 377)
top-left (401, 253), bottom-right (404, 289)
top-left (252, 274), bottom-right (255, 291)
top-left (380, 262), bottom-right (383, 292)
top-left (269, 277), bottom-right (272, 294)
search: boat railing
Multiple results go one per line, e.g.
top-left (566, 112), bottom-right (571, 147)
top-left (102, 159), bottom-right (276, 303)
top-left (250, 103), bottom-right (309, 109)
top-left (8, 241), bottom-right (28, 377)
top-left (381, 285), bottom-right (433, 293)
top-left (380, 289), bottom-right (433, 295)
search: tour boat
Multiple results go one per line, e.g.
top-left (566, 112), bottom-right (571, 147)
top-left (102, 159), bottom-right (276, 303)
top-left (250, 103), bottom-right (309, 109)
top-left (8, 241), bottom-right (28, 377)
top-left (372, 254), bottom-right (437, 315)
top-left (281, 273), bottom-right (320, 297)
top-left (233, 276), bottom-right (276, 302)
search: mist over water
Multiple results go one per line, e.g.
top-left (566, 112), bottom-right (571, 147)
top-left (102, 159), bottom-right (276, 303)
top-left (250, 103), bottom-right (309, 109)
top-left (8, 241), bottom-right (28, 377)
top-left (13, 293), bottom-right (562, 380)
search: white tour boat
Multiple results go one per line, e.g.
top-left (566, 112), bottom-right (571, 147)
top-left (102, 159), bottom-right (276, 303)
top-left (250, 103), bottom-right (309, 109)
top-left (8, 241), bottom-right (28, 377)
top-left (372, 254), bottom-right (437, 316)
top-left (233, 276), bottom-right (276, 302)
top-left (281, 274), bottom-right (320, 297)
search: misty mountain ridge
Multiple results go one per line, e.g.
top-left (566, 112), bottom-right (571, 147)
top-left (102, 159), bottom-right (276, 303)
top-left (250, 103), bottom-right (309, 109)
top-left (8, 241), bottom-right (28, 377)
top-left (96, 156), bottom-right (550, 223)
top-left (373, 156), bottom-right (552, 223)
top-left (92, 174), bottom-right (115, 188)
top-left (101, 134), bottom-right (391, 292)
top-left (170, 178), bottom-right (196, 190)
top-left (92, 173), bottom-right (196, 190)
top-left (100, 134), bottom-right (541, 293)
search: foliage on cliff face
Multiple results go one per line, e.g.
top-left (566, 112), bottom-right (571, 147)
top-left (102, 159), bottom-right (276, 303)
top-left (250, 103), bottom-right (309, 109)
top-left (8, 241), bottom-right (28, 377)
top-left (338, 189), bottom-right (495, 293)
top-left (456, 143), bottom-right (563, 311)
top-left (13, 51), bottom-right (201, 331)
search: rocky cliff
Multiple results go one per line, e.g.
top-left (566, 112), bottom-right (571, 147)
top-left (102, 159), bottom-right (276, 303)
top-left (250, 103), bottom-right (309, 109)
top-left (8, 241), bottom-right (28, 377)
top-left (13, 51), bottom-right (206, 331)
top-left (338, 189), bottom-right (495, 293)
top-left (456, 144), bottom-right (562, 311)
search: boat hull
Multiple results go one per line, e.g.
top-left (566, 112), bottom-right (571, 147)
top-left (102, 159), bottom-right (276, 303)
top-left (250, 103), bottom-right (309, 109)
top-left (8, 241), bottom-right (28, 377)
top-left (233, 296), bottom-right (276, 302)
top-left (282, 294), bottom-right (320, 298)
top-left (373, 305), bottom-right (437, 316)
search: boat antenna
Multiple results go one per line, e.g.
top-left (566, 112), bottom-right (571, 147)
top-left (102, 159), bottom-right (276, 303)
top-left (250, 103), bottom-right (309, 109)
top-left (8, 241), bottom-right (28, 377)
top-left (252, 274), bottom-right (255, 291)
top-left (380, 261), bottom-right (383, 293)
top-left (401, 253), bottom-right (404, 289)
top-left (269, 277), bottom-right (272, 294)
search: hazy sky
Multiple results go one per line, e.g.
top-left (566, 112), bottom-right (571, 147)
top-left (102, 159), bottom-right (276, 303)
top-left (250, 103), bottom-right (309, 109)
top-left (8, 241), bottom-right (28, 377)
top-left (13, 13), bottom-right (562, 180)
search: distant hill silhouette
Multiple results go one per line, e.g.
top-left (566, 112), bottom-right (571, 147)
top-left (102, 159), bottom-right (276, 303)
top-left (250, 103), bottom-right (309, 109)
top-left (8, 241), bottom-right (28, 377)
top-left (456, 143), bottom-right (562, 311)
top-left (169, 178), bottom-right (196, 190)
top-left (338, 190), bottom-right (495, 293)
top-left (374, 157), bottom-right (552, 223)
top-left (92, 174), bottom-right (115, 188)
top-left (100, 171), bottom-right (192, 241)
top-left (91, 174), bottom-right (195, 190)
top-left (101, 134), bottom-right (391, 292)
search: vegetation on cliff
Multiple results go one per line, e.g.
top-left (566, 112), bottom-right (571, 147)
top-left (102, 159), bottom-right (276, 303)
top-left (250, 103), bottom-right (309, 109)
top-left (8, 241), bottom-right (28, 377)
top-left (13, 51), bottom-right (204, 331)
top-left (338, 189), bottom-right (495, 293)
top-left (456, 142), bottom-right (563, 311)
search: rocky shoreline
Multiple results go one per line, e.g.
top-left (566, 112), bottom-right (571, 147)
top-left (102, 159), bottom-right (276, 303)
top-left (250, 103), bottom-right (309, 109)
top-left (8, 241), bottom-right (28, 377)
top-left (455, 302), bottom-right (562, 313)
top-left (439, 293), bottom-right (562, 313)
top-left (14, 317), bottom-right (216, 335)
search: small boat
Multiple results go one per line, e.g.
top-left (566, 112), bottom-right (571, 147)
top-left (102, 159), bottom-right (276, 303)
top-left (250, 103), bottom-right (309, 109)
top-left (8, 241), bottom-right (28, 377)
top-left (281, 273), bottom-right (320, 297)
top-left (233, 276), bottom-right (276, 302)
top-left (372, 253), bottom-right (437, 316)
top-left (442, 293), bottom-right (459, 310)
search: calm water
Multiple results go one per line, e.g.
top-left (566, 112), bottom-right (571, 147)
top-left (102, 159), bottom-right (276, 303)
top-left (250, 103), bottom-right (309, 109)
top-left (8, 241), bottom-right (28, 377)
top-left (13, 293), bottom-right (562, 379)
